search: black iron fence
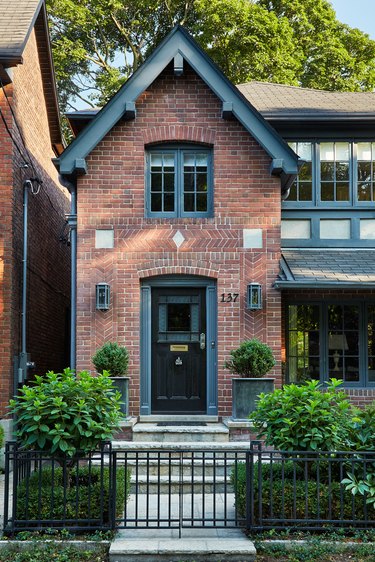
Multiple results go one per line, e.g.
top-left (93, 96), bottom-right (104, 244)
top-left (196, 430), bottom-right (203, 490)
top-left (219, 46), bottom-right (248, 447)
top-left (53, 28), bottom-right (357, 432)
top-left (3, 441), bottom-right (375, 535)
top-left (243, 442), bottom-right (375, 531)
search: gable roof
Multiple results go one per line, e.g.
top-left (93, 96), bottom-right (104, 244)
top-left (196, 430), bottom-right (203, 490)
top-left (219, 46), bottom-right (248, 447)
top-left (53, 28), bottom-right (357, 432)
top-left (0, 0), bottom-right (43, 66)
top-left (238, 81), bottom-right (375, 121)
top-left (0, 0), bottom-right (63, 155)
top-left (55, 25), bottom-right (299, 187)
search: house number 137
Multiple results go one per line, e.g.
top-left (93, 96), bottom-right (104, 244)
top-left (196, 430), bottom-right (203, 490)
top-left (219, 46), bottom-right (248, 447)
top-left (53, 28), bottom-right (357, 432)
top-left (220, 293), bottom-right (239, 303)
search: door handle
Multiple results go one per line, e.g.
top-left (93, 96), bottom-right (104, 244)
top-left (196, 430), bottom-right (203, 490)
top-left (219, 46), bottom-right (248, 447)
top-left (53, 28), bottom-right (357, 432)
top-left (200, 333), bottom-right (206, 350)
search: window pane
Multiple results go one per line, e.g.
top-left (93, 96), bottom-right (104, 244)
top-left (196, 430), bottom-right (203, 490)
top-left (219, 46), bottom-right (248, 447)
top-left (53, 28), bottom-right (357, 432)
top-left (344, 306), bottom-right (359, 330)
top-left (151, 193), bottom-right (162, 212)
top-left (196, 154), bottom-right (208, 167)
top-left (197, 193), bottom-right (207, 212)
top-left (183, 154), bottom-right (195, 168)
top-left (164, 173), bottom-right (175, 192)
top-left (320, 143), bottom-right (334, 161)
top-left (184, 172), bottom-right (195, 191)
top-left (321, 162), bottom-right (334, 181)
top-left (328, 305), bottom-right (360, 382)
top-left (297, 142), bottom-right (312, 160)
top-left (328, 305), bottom-right (342, 330)
top-left (164, 194), bottom-right (174, 212)
top-left (336, 183), bottom-right (349, 201)
top-left (151, 154), bottom-right (162, 167)
top-left (168, 304), bottom-right (191, 331)
top-left (336, 142), bottom-right (349, 161)
top-left (336, 162), bottom-right (349, 181)
top-left (321, 182), bottom-right (334, 201)
top-left (358, 183), bottom-right (371, 201)
top-left (184, 193), bottom-right (194, 212)
top-left (368, 306), bottom-right (375, 382)
top-left (287, 182), bottom-right (297, 200)
top-left (357, 143), bottom-right (372, 160)
top-left (196, 174), bottom-right (208, 192)
top-left (163, 154), bottom-right (175, 168)
top-left (358, 161), bottom-right (371, 182)
top-left (299, 162), bottom-right (312, 181)
top-left (151, 173), bottom-right (162, 191)
top-left (299, 182), bottom-right (312, 201)
top-left (287, 305), bottom-right (320, 383)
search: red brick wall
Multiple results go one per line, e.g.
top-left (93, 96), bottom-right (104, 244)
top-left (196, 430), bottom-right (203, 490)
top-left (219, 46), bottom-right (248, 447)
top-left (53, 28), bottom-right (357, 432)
top-left (76, 63), bottom-right (282, 417)
top-left (0, 28), bottom-right (70, 416)
top-left (282, 289), bottom-right (375, 407)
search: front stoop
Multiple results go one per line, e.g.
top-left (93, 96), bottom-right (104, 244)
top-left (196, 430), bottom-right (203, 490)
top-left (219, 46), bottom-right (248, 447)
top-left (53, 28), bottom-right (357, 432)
top-left (132, 422), bottom-right (229, 443)
top-left (110, 532), bottom-right (256, 562)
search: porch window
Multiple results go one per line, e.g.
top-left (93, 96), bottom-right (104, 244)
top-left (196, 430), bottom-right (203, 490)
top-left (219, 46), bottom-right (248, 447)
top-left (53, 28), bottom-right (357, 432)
top-left (287, 302), bottom-right (374, 387)
top-left (146, 147), bottom-right (213, 218)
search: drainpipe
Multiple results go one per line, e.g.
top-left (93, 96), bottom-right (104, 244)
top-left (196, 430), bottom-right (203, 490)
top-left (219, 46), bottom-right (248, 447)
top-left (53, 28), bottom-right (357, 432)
top-left (17, 179), bottom-right (37, 392)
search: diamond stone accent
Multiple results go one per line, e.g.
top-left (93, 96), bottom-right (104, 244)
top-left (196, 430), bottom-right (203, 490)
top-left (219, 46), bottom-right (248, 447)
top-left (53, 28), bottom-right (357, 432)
top-left (172, 230), bottom-right (185, 248)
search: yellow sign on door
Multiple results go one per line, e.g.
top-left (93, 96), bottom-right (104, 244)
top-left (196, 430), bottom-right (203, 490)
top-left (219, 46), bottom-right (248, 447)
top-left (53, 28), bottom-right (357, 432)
top-left (170, 345), bottom-right (189, 352)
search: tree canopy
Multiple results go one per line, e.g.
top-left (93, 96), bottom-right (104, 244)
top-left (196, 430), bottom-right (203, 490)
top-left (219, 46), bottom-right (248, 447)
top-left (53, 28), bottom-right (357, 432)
top-left (46, 0), bottom-right (375, 112)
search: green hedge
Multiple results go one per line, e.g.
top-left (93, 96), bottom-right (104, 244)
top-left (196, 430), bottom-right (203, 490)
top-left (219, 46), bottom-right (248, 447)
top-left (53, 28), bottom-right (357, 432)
top-left (232, 461), bottom-right (368, 522)
top-left (16, 465), bottom-right (130, 523)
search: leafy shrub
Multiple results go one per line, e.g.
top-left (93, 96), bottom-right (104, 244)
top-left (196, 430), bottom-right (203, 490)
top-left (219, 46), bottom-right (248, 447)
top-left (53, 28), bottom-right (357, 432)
top-left (16, 465), bottom-right (130, 523)
top-left (251, 379), bottom-right (352, 451)
top-left (345, 401), bottom-right (375, 452)
top-left (0, 543), bottom-right (108, 562)
top-left (225, 338), bottom-right (275, 377)
top-left (0, 424), bottom-right (4, 448)
top-left (9, 369), bottom-right (122, 456)
top-left (92, 342), bottom-right (129, 377)
top-left (232, 461), bottom-right (368, 522)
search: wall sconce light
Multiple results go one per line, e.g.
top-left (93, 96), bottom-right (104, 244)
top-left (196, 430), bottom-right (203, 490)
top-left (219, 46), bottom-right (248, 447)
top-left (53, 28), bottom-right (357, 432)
top-left (247, 283), bottom-right (262, 310)
top-left (96, 283), bottom-right (110, 310)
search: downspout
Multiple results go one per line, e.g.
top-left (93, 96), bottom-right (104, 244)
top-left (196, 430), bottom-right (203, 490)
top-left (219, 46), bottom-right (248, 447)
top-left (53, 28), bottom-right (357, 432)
top-left (69, 185), bottom-right (77, 371)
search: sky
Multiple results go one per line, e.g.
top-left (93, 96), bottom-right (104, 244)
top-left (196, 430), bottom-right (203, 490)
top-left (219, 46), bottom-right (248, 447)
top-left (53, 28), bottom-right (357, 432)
top-left (329, 0), bottom-right (375, 39)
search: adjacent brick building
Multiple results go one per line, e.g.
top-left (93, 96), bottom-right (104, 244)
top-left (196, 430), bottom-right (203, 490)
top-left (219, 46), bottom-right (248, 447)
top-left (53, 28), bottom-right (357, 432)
top-left (58, 26), bottom-right (375, 420)
top-left (0, 1), bottom-right (70, 426)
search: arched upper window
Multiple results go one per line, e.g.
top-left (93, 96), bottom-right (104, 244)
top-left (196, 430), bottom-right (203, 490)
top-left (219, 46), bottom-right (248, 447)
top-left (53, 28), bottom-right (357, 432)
top-left (145, 145), bottom-right (213, 218)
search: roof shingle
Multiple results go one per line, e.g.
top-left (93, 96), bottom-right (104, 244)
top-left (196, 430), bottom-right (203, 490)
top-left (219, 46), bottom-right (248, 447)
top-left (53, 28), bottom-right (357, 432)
top-left (0, 0), bottom-right (42, 62)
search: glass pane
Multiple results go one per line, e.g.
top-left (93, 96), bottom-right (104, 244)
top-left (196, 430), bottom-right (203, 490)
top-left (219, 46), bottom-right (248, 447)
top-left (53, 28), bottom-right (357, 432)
top-left (197, 174), bottom-right (208, 192)
top-left (164, 194), bottom-right (174, 212)
top-left (297, 142), bottom-right (312, 160)
top-left (151, 173), bottom-right (162, 191)
top-left (345, 358), bottom-right (359, 382)
top-left (196, 153), bottom-right (208, 167)
top-left (299, 162), bottom-right (312, 181)
top-left (168, 303), bottom-right (191, 331)
top-left (184, 172), bottom-right (195, 192)
top-left (344, 306), bottom-right (359, 330)
top-left (163, 154), bottom-right (175, 168)
top-left (357, 143), bottom-right (372, 161)
top-left (336, 142), bottom-right (349, 161)
top-left (299, 182), bottom-right (312, 201)
top-left (184, 154), bottom-right (195, 167)
top-left (164, 173), bottom-right (175, 192)
top-left (151, 154), bottom-right (162, 167)
top-left (288, 142), bottom-right (297, 152)
top-left (151, 193), bottom-right (162, 212)
top-left (358, 161), bottom-right (371, 182)
top-left (358, 183), bottom-right (371, 201)
top-left (336, 162), bottom-right (349, 181)
top-left (346, 332), bottom-right (359, 355)
top-left (321, 162), bottom-right (334, 181)
top-left (328, 305), bottom-right (343, 330)
top-left (321, 182), bottom-right (334, 201)
top-left (288, 182), bottom-right (297, 200)
top-left (184, 193), bottom-right (194, 212)
top-left (336, 183), bottom-right (349, 201)
top-left (368, 358), bottom-right (375, 382)
top-left (197, 193), bottom-right (207, 212)
top-left (320, 143), bottom-right (334, 161)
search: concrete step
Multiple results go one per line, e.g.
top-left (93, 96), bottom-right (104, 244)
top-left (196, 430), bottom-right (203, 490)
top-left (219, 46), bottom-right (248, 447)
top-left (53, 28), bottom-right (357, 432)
top-left (130, 474), bottom-right (232, 494)
top-left (124, 457), bottom-right (244, 477)
top-left (112, 441), bottom-right (251, 451)
top-left (132, 423), bottom-right (229, 443)
top-left (110, 534), bottom-right (256, 562)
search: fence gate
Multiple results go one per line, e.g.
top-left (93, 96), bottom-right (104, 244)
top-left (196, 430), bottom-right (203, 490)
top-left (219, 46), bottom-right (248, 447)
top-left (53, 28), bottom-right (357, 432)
top-left (112, 448), bottom-right (247, 534)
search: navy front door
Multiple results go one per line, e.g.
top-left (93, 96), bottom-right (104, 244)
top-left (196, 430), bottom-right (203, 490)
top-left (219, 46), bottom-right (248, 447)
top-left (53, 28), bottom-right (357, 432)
top-left (151, 287), bottom-right (207, 413)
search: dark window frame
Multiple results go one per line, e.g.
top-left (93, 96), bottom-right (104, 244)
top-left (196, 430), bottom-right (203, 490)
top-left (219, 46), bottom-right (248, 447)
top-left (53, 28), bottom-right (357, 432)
top-left (286, 300), bottom-right (375, 388)
top-left (145, 145), bottom-right (213, 218)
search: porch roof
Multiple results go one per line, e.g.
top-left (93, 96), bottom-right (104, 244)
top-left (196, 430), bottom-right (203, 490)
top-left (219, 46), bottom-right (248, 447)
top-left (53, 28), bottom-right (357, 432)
top-left (275, 249), bottom-right (375, 289)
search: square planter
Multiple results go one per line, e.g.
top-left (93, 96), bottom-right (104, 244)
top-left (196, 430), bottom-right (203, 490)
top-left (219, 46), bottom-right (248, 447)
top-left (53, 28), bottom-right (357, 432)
top-left (232, 378), bottom-right (274, 420)
top-left (110, 376), bottom-right (129, 416)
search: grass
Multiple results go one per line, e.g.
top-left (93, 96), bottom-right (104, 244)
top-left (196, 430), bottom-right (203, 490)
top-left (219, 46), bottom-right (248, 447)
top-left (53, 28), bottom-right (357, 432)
top-left (0, 543), bottom-right (109, 562)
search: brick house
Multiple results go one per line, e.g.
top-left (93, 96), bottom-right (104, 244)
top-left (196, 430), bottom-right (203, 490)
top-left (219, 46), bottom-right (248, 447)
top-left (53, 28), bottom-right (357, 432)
top-left (0, 1), bottom-right (70, 432)
top-left (57, 26), bottom-right (375, 423)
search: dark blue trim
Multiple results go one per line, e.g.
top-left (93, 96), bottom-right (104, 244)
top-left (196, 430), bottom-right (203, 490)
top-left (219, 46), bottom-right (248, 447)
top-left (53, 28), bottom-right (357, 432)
top-left (55, 26), bottom-right (298, 179)
top-left (140, 275), bottom-right (218, 416)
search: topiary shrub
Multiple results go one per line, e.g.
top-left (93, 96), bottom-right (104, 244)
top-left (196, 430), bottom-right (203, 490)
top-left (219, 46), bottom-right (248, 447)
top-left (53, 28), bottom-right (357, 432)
top-left (225, 338), bottom-right (275, 378)
top-left (250, 378), bottom-right (352, 452)
top-left (9, 369), bottom-right (122, 457)
top-left (92, 342), bottom-right (129, 377)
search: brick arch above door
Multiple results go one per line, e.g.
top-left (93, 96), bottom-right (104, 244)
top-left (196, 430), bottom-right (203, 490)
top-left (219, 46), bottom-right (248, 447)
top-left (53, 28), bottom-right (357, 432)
top-left (137, 264), bottom-right (219, 280)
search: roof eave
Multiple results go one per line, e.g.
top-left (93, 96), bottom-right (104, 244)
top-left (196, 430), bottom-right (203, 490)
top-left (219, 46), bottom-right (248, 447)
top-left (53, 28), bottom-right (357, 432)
top-left (274, 280), bottom-right (375, 290)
